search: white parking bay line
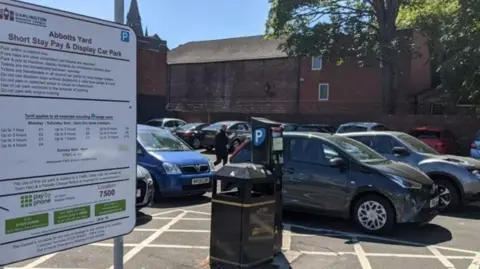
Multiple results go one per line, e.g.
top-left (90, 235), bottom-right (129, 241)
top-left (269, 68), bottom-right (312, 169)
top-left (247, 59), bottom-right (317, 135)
top-left (427, 246), bottom-right (455, 269)
top-left (146, 244), bottom-right (209, 249)
top-left (151, 209), bottom-right (181, 217)
top-left (167, 229), bottom-right (210, 233)
top-left (467, 252), bottom-right (480, 269)
top-left (107, 211), bottom-right (188, 269)
top-left (22, 253), bottom-right (58, 268)
top-left (354, 243), bottom-right (373, 269)
top-left (282, 224), bottom-right (292, 251)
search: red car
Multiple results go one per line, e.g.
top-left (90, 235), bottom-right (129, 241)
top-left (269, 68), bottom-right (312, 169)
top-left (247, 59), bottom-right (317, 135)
top-left (408, 126), bottom-right (458, 154)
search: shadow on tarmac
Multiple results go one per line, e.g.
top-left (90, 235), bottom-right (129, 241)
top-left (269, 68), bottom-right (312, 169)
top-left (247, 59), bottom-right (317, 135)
top-left (283, 210), bottom-right (452, 248)
top-left (442, 202), bottom-right (480, 220)
top-left (135, 211), bottom-right (153, 226)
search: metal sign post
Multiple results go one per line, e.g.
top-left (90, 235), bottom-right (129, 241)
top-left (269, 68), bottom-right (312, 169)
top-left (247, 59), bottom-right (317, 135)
top-left (113, 2), bottom-right (126, 269)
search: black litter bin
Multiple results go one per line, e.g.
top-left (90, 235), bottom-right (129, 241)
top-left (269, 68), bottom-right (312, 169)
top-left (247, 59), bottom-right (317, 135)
top-left (210, 163), bottom-right (276, 268)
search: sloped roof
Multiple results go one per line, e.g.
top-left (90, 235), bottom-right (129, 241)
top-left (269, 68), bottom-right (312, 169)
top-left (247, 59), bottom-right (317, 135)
top-left (167, 35), bottom-right (288, 64)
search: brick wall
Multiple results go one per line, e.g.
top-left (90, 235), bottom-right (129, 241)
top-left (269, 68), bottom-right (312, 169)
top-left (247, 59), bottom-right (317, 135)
top-left (137, 48), bottom-right (167, 96)
top-left (298, 30), bottom-right (431, 115)
top-left (168, 57), bottom-right (299, 114)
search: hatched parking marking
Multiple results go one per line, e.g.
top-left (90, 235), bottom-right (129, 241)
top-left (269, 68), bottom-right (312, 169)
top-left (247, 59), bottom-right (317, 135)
top-left (6, 208), bottom-right (480, 269)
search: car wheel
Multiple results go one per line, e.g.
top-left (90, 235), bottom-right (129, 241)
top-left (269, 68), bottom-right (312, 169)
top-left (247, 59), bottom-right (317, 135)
top-left (192, 138), bottom-right (201, 149)
top-left (353, 195), bottom-right (395, 234)
top-left (435, 179), bottom-right (460, 212)
top-left (231, 139), bottom-right (240, 152)
top-left (152, 180), bottom-right (163, 204)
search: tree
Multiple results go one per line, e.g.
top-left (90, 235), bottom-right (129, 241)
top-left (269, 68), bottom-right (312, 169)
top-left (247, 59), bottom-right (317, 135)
top-left (398, 0), bottom-right (480, 104)
top-left (266, 0), bottom-right (414, 114)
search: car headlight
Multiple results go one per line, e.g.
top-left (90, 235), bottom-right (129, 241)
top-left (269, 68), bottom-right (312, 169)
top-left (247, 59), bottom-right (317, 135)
top-left (388, 174), bottom-right (422, 189)
top-left (162, 163), bottom-right (182, 175)
top-left (471, 170), bottom-right (480, 179)
top-left (209, 161), bottom-right (216, 171)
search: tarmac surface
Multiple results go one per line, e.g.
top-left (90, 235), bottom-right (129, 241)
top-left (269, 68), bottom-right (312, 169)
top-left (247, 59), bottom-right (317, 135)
top-left (5, 151), bottom-right (480, 269)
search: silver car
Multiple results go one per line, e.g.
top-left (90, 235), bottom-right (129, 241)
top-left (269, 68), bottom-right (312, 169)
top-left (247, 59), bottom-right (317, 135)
top-left (339, 131), bottom-right (480, 212)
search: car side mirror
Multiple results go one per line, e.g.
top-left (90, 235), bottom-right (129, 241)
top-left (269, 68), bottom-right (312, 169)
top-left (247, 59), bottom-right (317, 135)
top-left (392, 147), bottom-right (409, 156)
top-left (136, 149), bottom-right (144, 155)
top-left (329, 157), bottom-right (345, 167)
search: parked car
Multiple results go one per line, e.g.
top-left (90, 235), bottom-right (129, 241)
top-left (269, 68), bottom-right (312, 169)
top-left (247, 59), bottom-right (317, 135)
top-left (281, 123), bottom-right (299, 131)
top-left (230, 132), bottom-right (438, 234)
top-left (409, 126), bottom-right (459, 154)
top-left (340, 131), bottom-right (480, 212)
top-left (336, 122), bottom-right (388, 134)
top-left (136, 125), bottom-right (215, 202)
top-left (297, 124), bottom-right (337, 133)
top-left (470, 129), bottom-right (480, 159)
top-left (145, 118), bottom-right (187, 131)
top-left (201, 121), bottom-right (251, 152)
top-left (174, 122), bottom-right (210, 149)
top-left (136, 165), bottom-right (154, 211)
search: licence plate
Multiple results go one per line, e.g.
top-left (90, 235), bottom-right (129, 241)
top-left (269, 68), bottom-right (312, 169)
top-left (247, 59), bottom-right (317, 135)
top-left (136, 189), bottom-right (141, 197)
top-left (207, 134), bottom-right (215, 138)
top-left (192, 178), bottom-right (210, 185)
top-left (430, 196), bottom-right (439, 208)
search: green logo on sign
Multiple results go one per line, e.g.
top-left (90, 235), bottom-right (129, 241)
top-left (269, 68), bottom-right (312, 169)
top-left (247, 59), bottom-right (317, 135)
top-left (21, 195), bottom-right (33, 208)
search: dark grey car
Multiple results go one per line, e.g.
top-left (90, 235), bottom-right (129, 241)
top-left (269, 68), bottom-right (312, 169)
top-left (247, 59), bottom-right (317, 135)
top-left (229, 132), bottom-right (438, 234)
top-left (340, 131), bottom-right (480, 211)
top-left (201, 121), bottom-right (251, 152)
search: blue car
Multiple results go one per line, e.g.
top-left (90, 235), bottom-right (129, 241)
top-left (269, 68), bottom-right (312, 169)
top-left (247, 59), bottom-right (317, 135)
top-left (471, 129), bottom-right (480, 159)
top-left (136, 125), bottom-right (214, 201)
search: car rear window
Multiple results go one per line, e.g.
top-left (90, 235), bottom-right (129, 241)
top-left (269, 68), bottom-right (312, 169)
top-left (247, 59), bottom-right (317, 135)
top-left (336, 125), bottom-right (368, 133)
top-left (371, 125), bottom-right (388, 131)
top-left (297, 126), bottom-right (319, 132)
top-left (409, 130), bottom-right (441, 139)
top-left (282, 124), bottom-right (298, 131)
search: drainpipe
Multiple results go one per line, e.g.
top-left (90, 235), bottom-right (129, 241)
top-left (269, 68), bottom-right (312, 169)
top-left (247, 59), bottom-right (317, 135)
top-left (295, 56), bottom-right (302, 114)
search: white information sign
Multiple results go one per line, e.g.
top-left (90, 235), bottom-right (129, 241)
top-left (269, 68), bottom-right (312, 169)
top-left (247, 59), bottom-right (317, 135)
top-left (0, 0), bottom-right (137, 265)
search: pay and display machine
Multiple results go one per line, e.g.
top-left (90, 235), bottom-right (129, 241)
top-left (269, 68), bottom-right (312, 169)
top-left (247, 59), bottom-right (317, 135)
top-left (251, 117), bottom-right (284, 255)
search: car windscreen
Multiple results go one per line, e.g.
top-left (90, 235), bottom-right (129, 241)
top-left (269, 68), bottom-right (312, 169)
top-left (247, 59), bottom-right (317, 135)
top-left (177, 123), bottom-right (202, 131)
top-left (397, 134), bottom-right (439, 155)
top-left (327, 136), bottom-right (387, 163)
top-left (138, 130), bottom-right (192, 151)
top-left (409, 130), bottom-right (441, 139)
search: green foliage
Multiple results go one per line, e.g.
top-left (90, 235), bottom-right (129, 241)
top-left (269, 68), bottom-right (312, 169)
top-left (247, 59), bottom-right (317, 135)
top-left (398, 0), bottom-right (480, 103)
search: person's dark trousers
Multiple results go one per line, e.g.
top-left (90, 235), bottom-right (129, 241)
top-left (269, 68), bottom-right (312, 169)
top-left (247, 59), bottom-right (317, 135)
top-left (214, 153), bottom-right (227, 166)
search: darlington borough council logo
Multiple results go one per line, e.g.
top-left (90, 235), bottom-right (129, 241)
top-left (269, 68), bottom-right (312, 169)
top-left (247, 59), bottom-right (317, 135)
top-left (0, 7), bottom-right (15, 21)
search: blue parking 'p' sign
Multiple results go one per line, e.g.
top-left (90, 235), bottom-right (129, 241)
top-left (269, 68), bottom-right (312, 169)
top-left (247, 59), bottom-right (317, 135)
top-left (121, 30), bottom-right (130, 42)
top-left (253, 128), bottom-right (266, 147)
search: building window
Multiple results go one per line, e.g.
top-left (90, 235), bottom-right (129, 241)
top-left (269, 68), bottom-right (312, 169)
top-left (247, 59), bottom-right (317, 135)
top-left (318, 83), bottom-right (329, 101)
top-left (311, 56), bottom-right (322, 70)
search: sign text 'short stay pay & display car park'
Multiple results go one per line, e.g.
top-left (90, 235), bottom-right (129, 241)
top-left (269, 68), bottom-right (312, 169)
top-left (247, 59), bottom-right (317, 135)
top-left (0, 0), bottom-right (137, 265)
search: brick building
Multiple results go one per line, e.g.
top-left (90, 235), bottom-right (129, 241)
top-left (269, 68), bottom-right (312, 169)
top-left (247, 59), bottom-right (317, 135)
top-left (166, 33), bottom-right (431, 120)
top-left (126, 0), bottom-right (169, 122)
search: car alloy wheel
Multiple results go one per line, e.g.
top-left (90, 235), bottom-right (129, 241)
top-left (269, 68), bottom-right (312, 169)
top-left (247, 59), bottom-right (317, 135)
top-left (192, 138), bottom-right (201, 149)
top-left (232, 140), bottom-right (240, 150)
top-left (437, 184), bottom-right (452, 209)
top-left (357, 200), bottom-right (388, 231)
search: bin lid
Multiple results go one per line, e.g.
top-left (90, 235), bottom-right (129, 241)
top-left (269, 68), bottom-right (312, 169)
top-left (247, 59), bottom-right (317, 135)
top-left (214, 163), bottom-right (272, 181)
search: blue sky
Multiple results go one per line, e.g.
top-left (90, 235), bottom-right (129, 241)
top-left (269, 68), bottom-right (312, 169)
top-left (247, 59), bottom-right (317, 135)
top-left (22, 0), bottom-right (270, 48)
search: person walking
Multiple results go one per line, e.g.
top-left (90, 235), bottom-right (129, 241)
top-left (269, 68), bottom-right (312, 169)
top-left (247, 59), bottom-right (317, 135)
top-left (214, 124), bottom-right (229, 166)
